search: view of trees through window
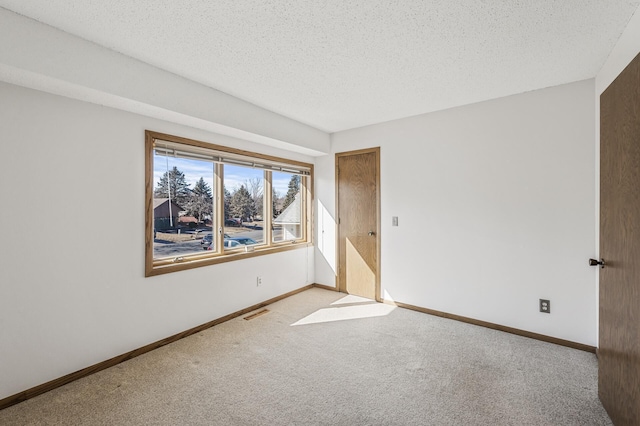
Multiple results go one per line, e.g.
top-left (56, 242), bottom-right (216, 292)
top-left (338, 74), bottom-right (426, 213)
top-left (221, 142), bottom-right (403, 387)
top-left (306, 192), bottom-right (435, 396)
top-left (152, 154), bottom-right (306, 259)
top-left (152, 154), bottom-right (215, 259)
top-left (273, 171), bottom-right (302, 242)
top-left (222, 164), bottom-right (264, 249)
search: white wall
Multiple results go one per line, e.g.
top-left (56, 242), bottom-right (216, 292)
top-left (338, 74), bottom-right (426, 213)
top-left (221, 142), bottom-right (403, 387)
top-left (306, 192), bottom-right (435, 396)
top-left (316, 79), bottom-right (597, 345)
top-left (314, 155), bottom-right (338, 287)
top-left (0, 82), bottom-right (315, 400)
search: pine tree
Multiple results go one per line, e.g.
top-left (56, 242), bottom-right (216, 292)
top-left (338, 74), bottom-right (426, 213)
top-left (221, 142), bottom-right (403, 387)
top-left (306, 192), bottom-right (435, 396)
top-left (272, 188), bottom-right (281, 217)
top-left (281, 175), bottom-right (300, 211)
top-left (230, 185), bottom-right (255, 222)
top-left (154, 166), bottom-right (191, 206)
top-left (184, 177), bottom-right (213, 222)
top-left (224, 186), bottom-right (232, 220)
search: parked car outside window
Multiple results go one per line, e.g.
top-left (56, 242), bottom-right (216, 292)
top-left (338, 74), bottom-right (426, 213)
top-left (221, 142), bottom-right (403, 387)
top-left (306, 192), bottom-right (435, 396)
top-left (206, 237), bottom-right (257, 250)
top-left (201, 233), bottom-right (230, 249)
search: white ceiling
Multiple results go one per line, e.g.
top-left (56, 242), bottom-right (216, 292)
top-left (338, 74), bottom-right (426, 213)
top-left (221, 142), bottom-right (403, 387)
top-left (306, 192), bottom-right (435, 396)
top-left (1, 1), bottom-right (639, 133)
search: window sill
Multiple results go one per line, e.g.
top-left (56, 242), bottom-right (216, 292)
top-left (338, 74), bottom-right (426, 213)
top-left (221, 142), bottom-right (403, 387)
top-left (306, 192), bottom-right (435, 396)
top-left (145, 241), bottom-right (313, 277)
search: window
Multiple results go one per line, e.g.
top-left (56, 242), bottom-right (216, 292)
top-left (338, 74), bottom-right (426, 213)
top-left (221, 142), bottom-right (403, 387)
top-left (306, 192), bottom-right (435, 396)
top-left (222, 164), bottom-right (265, 249)
top-left (145, 131), bottom-right (313, 276)
top-left (272, 171), bottom-right (302, 242)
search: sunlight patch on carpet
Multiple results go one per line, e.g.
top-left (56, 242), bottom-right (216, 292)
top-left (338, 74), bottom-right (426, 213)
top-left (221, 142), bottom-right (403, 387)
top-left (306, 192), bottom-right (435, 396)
top-left (330, 294), bottom-right (373, 306)
top-left (290, 303), bottom-right (396, 326)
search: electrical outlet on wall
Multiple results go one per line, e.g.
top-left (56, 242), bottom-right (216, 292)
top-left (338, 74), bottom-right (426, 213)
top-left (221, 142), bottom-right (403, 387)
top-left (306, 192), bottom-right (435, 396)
top-left (256, 276), bottom-right (262, 287)
top-left (540, 299), bottom-right (550, 313)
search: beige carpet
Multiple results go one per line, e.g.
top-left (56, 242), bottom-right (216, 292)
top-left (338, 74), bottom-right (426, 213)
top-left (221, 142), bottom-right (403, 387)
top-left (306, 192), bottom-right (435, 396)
top-left (0, 288), bottom-right (612, 425)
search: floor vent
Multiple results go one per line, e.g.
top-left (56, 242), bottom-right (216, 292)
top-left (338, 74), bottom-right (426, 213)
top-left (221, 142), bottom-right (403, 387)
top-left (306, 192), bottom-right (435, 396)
top-left (244, 309), bottom-right (270, 321)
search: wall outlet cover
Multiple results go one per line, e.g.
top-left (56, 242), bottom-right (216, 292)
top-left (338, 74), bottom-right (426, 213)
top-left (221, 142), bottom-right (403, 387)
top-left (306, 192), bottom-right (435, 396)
top-left (540, 299), bottom-right (551, 313)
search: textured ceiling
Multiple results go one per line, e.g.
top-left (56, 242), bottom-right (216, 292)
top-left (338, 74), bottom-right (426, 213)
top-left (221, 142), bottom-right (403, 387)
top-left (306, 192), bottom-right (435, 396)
top-left (1, 1), bottom-right (639, 133)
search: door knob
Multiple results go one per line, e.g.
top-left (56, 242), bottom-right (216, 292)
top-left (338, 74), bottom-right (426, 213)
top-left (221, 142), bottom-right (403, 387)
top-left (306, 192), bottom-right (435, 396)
top-left (589, 258), bottom-right (605, 268)
top-left (368, 231), bottom-right (375, 236)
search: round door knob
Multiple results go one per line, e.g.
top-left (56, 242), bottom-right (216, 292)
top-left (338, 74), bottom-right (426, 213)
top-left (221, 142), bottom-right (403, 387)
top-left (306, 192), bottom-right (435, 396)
top-left (368, 231), bottom-right (375, 236)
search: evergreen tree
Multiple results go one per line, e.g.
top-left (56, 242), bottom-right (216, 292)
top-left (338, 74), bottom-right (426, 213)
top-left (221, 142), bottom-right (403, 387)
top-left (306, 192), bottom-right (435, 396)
top-left (154, 166), bottom-right (190, 206)
top-left (230, 185), bottom-right (255, 222)
top-left (224, 186), bottom-right (232, 220)
top-left (281, 175), bottom-right (300, 211)
top-left (184, 177), bottom-right (213, 222)
top-left (272, 188), bottom-right (281, 217)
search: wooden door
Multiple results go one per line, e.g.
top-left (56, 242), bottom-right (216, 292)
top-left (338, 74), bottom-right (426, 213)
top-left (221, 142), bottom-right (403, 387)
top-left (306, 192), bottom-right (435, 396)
top-left (336, 148), bottom-right (380, 300)
top-left (599, 51), bottom-right (640, 425)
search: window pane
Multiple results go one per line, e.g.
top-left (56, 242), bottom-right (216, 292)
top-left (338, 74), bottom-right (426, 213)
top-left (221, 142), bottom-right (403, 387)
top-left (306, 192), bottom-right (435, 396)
top-left (153, 152), bottom-right (215, 258)
top-left (223, 164), bottom-right (265, 249)
top-left (272, 171), bottom-right (302, 242)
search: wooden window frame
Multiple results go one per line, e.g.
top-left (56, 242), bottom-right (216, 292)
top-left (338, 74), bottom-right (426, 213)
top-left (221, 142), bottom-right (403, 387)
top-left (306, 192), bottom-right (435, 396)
top-left (145, 130), bottom-right (313, 277)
